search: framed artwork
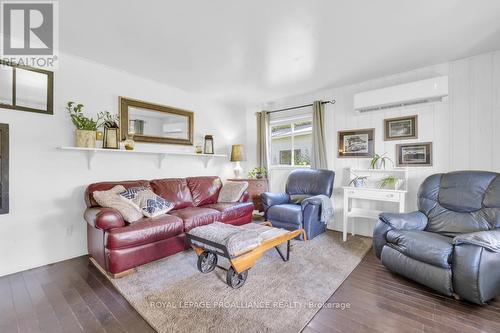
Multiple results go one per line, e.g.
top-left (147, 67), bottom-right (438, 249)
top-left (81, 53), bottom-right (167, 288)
top-left (0, 123), bottom-right (9, 214)
top-left (384, 115), bottom-right (418, 141)
top-left (396, 142), bottom-right (432, 167)
top-left (338, 128), bottom-right (374, 158)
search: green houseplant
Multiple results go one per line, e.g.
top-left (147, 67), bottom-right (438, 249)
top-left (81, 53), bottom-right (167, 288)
top-left (379, 175), bottom-right (400, 189)
top-left (348, 175), bottom-right (369, 187)
top-left (370, 153), bottom-right (393, 170)
top-left (67, 102), bottom-right (99, 148)
top-left (248, 167), bottom-right (267, 179)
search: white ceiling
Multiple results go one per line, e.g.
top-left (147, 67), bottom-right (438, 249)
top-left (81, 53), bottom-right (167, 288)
top-left (60, 0), bottom-right (500, 107)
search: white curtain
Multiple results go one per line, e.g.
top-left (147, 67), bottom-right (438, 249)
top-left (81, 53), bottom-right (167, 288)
top-left (311, 101), bottom-right (328, 169)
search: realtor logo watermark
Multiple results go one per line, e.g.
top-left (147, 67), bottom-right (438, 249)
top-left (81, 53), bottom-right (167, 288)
top-left (1, 1), bottom-right (58, 68)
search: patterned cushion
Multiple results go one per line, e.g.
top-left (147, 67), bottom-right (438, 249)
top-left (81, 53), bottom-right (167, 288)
top-left (92, 185), bottom-right (143, 222)
top-left (217, 181), bottom-right (248, 203)
top-left (120, 187), bottom-right (174, 218)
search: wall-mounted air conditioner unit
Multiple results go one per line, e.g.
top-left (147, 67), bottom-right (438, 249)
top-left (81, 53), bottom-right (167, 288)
top-left (354, 76), bottom-right (448, 113)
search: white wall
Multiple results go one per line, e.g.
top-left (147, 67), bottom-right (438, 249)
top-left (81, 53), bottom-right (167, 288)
top-left (0, 53), bottom-right (247, 277)
top-left (246, 49), bottom-right (500, 237)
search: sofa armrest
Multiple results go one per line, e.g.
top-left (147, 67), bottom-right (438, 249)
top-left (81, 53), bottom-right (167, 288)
top-left (373, 211), bottom-right (427, 259)
top-left (453, 230), bottom-right (500, 252)
top-left (84, 207), bottom-right (125, 231)
top-left (261, 192), bottom-right (290, 212)
top-left (379, 211), bottom-right (428, 231)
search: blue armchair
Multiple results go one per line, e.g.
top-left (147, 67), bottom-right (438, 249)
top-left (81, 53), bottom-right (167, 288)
top-left (261, 169), bottom-right (335, 240)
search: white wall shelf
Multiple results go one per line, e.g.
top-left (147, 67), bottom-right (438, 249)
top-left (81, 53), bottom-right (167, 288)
top-left (58, 146), bottom-right (227, 169)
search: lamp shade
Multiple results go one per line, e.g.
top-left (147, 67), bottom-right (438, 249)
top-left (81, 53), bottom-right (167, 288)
top-left (230, 144), bottom-right (246, 162)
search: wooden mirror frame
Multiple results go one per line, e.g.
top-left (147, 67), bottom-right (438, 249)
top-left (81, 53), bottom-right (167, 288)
top-left (0, 60), bottom-right (54, 115)
top-left (120, 97), bottom-right (194, 145)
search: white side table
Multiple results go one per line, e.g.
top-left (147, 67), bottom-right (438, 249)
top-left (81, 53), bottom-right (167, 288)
top-left (342, 186), bottom-right (407, 241)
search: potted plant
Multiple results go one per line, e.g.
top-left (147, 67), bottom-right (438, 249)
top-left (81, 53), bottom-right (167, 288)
top-left (370, 153), bottom-right (393, 169)
top-left (248, 167), bottom-right (267, 179)
top-left (67, 102), bottom-right (99, 148)
top-left (379, 176), bottom-right (401, 190)
top-left (348, 172), bottom-right (369, 187)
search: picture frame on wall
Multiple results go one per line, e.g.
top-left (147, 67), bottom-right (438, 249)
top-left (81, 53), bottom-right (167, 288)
top-left (396, 142), bottom-right (433, 167)
top-left (338, 128), bottom-right (374, 158)
top-left (384, 115), bottom-right (418, 141)
top-left (0, 123), bottom-right (9, 214)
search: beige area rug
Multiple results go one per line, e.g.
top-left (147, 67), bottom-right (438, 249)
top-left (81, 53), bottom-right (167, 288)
top-left (108, 231), bottom-right (372, 333)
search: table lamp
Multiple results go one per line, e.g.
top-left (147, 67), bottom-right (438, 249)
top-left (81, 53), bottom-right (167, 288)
top-left (230, 144), bottom-right (246, 178)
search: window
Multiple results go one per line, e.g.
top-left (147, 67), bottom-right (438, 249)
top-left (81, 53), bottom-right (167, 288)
top-left (0, 123), bottom-right (9, 214)
top-left (270, 118), bottom-right (312, 166)
top-left (0, 60), bottom-right (53, 115)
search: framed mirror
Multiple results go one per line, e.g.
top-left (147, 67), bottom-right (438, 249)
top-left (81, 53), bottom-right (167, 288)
top-left (0, 60), bottom-right (53, 115)
top-left (120, 97), bottom-right (194, 145)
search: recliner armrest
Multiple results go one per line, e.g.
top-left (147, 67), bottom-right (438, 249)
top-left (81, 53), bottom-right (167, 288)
top-left (453, 230), bottom-right (500, 252)
top-left (373, 211), bottom-right (427, 259)
top-left (379, 211), bottom-right (428, 231)
top-left (261, 192), bottom-right (290, 211)
top-left (84, 207), bottom-right (126, 231)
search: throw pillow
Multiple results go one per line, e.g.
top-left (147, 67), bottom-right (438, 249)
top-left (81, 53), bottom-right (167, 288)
top-left (217, 181), bottom-right (248, 203)
top-left (120, 187), bottom-right (174, 218)
top-left (92, 185), bottom-right (143, 223)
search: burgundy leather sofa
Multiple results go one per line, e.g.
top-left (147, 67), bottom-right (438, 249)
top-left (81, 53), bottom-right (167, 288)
top-left (84, 176), bottom-right (253, 276)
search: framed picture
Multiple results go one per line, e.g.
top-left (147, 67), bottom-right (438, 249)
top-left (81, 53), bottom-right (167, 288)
top-left (384, 115), bottom-right (418, 141)
top-left (396, 142), bottom-right (432, 167)
top-left (338, 128), bottom-right (374, 158)
top-left (0, 123), bottom-right (9, 214)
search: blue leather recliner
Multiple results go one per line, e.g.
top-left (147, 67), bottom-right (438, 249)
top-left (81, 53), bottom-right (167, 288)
top-left (261, 169), bottom-right (335, 240)
top-left (374, 170), bottom-right (500, 305)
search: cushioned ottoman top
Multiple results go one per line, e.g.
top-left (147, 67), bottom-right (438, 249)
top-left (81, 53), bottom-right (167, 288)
top-left (188, 222), bottom-right (289, 257)
top-left (189, 222), bottom-right (261, 257)
top-left (239, 223), bottom-right (289, 241)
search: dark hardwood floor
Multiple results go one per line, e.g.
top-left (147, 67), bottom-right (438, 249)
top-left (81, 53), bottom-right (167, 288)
top-left (304, 249), bottom-right (500, 333)
top-left (1, 249), bottom-right (499, 333)
top-left (0, 255), bottom-right (153, 333)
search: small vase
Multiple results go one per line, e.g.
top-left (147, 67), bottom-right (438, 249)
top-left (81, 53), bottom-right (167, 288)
top-left (124, 137), bottom-right (135, 150)
top-left (75, 129), bottom-right (96, 148)
top-left (373, 160), bottom-right (383, 169)
top-left (353, 179), bottom-right (365, 187)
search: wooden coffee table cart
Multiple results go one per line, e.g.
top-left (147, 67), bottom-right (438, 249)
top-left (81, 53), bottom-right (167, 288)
top-left (186, 222), bottom-right (306, 289)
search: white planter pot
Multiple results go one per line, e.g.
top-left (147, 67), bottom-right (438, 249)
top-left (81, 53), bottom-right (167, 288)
top-left (75, 129), bottom-right (96, 148)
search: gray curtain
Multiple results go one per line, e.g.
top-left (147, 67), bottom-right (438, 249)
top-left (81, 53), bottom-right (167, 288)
top-left (311, 101), bottom-right (328, 169)
top-left (256, 111), bottom-right (270, 172)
